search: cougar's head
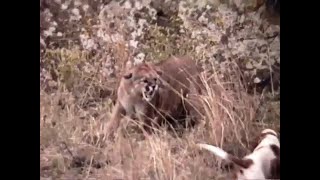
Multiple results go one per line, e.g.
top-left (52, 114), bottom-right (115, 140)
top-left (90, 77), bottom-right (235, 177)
top-left (122, 63), bottom-right (162, 102)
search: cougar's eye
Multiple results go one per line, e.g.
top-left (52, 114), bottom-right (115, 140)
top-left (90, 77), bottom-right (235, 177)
top-left (123, 73), bottom-right (132, 79)
top-left (143, 79), bottom-right (148, 83)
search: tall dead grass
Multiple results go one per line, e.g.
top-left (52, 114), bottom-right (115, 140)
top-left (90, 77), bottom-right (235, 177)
top-left (40, 53), bottom-right (278, 180)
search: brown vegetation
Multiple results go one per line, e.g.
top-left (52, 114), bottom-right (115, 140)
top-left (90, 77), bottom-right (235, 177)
top-left (40, 0), bottom-right (279, 179)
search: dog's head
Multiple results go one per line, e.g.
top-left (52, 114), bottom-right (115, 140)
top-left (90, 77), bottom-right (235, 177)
top-left (233, 129), bottom-right (279, 180)
top-left (198, 128), bottom-right (280, 180)
top-left (261, 129), bottom-right (278, 137)
top-left (250, 129), bottom-right (279, 151)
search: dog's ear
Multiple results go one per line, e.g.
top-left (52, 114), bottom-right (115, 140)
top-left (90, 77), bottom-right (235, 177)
top-left (270, 157), bottom-right (280, 179)
top-left (270, 144), bottom-right (280, 157)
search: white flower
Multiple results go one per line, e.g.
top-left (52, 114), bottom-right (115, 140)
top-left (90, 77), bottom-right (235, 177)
top-left (123, 1), bottom-right (132, 9)
top-left (129, 40), bottom-right (138, 49)
top-left (72, 8), bottom-right (80, 16)
top-left (74, 0), bottom-right (82, 7)
top-left (254, 77), bottom-right (261, 83)
top-left (61, 3), bottom-right (68, 10)
top-left (134, 53), bottom-right (145, 64)
top-left (43, 27), bottom-right (56, 37)
top-left (82, 4), bottom-right (89, 12)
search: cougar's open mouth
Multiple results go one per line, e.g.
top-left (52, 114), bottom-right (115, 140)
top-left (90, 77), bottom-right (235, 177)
top-left (142, 84), bottom-right (158, 102)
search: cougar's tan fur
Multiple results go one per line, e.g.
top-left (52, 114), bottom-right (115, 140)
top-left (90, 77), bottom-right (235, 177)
top-left (105, 56), bottom-right (203, 137)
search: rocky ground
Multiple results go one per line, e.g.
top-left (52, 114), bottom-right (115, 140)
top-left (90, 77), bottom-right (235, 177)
top-left (40, 0), bottom-right (280, 179)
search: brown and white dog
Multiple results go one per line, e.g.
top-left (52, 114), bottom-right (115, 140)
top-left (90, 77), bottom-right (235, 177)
top-left (197, 129), bottom-right (280, 180)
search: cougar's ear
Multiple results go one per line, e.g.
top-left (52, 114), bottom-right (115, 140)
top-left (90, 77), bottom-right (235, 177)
top-left (123, 72), bottom-right (133, 79)
top-left (156, 70), bottom-right (163, 76)
top-left (154, 66), bottom-right (163, 76)
top-left (121, 60), bottom-right (134, 79)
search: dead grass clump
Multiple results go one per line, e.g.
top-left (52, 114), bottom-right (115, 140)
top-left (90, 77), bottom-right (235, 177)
top-left (40, 53), bottom-right (279, 179)
top-left (199, 62), bottom-right (260, 152)
top-left (41, 0), bottom-right (279, 179)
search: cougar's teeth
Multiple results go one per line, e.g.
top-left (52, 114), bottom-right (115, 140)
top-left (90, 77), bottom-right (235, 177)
top-left (142, 90), bottom-right (151, 102)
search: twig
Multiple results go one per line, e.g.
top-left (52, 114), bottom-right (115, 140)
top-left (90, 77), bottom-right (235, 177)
top-left (60, 141), bottom-right (75, 158)
top-left (267, 45), bottom-right (275, 97)
top-left (85, 156), bottom-right (94, 180)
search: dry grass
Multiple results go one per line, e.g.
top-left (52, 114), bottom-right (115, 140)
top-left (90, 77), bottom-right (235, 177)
top-left (40, 49), bottom-right (279, 180)
top-left (40, 0), bottom-right (280, 178)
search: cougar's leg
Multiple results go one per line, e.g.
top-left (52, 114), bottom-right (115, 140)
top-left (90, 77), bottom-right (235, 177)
top-left (137, 106), bottom-right (160, 134)
top-left (105, 101), bottom-right (126, 139)
top-left (185, 87), bottom-right (203, 127)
